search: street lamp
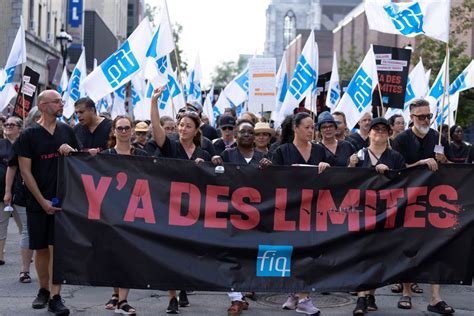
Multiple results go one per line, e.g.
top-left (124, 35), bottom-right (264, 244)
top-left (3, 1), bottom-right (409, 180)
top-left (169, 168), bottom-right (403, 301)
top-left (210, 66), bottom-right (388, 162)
top-left (56, 28), bottom-right (72, 70)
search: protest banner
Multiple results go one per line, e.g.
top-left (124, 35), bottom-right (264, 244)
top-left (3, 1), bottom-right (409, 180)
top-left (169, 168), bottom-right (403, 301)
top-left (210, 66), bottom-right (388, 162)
top-left (55, 154), bottom-right (474, 292)
top-left (13, 66), bottom-right (40, 119)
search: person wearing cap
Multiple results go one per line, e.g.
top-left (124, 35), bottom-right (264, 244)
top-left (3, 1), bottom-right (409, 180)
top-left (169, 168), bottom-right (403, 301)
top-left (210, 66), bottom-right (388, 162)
top-left (346, 112), bottom-right (372, 151)
top-left (213, 115), bottom-right (236, 155)
top-left (132, 121), bottom-right (149, 150)
top-left (254, 122), bottom-right (275, 157)
top-left (348, 117), bottom-right (405, 316)
top-left (316, 111), bottom-right (355, 167)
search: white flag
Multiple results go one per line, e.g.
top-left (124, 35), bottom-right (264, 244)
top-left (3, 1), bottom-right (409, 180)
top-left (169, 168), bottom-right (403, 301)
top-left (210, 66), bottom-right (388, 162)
top-left (203, 85), bottom-right (215, 127)
top-left (0, 17), bottom-right (27, 111)
top-left (365, 0), bottom-right (450, 43)
top-left (214, 90), bottom-right (233, 117)
top-left (327, 51), bottom-right (341, 112)
top-left (57, 65), bottom-right (69, 96)
top-left (186, 54), bottom-right (203, 104)
top-left (64, 48), bottom-right (87, 118)
top-left (223, 66), bottom-right (249, 108)
top-left (426, 53), bottom-right (449, 128)
top-left (82, 18), bottom-right (153, 102)
top-left (274, 51), bottom-right (289, 116)
top-left (111, 84), bottom-right (127, 119)
top-left (279, 31), bottom-right (318, 117)
top-left (449, 60), bottom-right (474, 96)
top-left (334, 46), bottom-right (379, 130)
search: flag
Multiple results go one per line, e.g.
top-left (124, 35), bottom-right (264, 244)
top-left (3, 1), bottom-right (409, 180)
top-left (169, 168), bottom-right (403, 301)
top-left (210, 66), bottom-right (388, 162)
top-left (0, 17), bottom-right (27, 111)
top-left (186, 54), bottom-right (203, 104)
top-left (214, 67), bottom-right (250, 117)
top-left (426, 53), bottom-right (449, 127)
top-left (111, 84), bottom-right (127, 119)
top-left (203, 85), bottom-right (216, 127)
top-left (449, 60), bottom-right (474, 96)
top-left (63, 48), bottom-right (87, 118)
top-left (82, 18), bottom-right (153, 102)
top-left (57, 64), bottom-right (69, 96)
top-left (97, 93), bottom-right (113, 114)
top-left (365, 0), bottom-right (450, 43)
top-left (425, 69), bottom-right (431, 86)
top-left (214, 90), bottom-right (232, 118)
top-left (327, 51), bottom-right (341, 112)
top-left (274, 51), bottom-right (288, 116)
top-left (279, 31), bottom-right (318, 117)
top-left (334, 46), bottom-right (379, 130)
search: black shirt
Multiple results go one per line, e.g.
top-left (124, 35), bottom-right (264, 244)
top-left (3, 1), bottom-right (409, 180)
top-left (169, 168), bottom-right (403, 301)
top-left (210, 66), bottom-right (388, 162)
top-left (392, 128), bottom-right (453, 165)
top-left (168, 132), bottom-right (216, 157)
top-left (354, 147), bottom-right (406, 169)
top-left (73, 118), bottom-right (112, 151)
top-left (221, 147), bottom-right (265, 165)
top-left (449, 141), bottom-right (473, 164)
top-left (319, 140), bottom-right (355, 167)
top-left (8, 141), bottom-right (27, 207)
top-left (201, 123), bottom-right (219, 141)
top-left (213, 138), bottom-right (236, 155)
top-left (160, 136), bottom-right (211, 161)
top-left (144, 139), bottom-right (162, 157)
top-left (346, 132), bottom-right (369, 151)
top-left (0, 139), bottom-right (12, 198)
top-left (100, 147), bottom-right (149, 156)
top-left (272, 143), bottom-right (327, 166)
top-left (17, 122), bottom-right (80, 212)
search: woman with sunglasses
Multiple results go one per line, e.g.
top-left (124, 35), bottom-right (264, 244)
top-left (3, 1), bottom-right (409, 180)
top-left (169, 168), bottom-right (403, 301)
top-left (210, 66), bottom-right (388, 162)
top-left (348, 118), bottom-right (405, 315)
top-left (100, 115), bottom-right (148, 315)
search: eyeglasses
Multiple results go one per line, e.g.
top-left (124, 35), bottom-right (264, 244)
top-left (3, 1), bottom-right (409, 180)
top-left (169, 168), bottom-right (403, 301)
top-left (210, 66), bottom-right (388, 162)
top-left (40, 99), bottom-right (63, 105)
top-left (222, 126), bottom-right (234, 131)
top-left (136, 131), bottom-right (147, 135)
top-left (4, 123), bottom-right (20, 128)
top-left (320, 124), bottom-right (336, 130)
top-left (116, 126), bottom-right (131, 132)
top-left (238, 130), bottom-right (254, 136)
top-left (412, 113), bottom-right (433, 121)
top-left (372, 126), bottom-right (389, 133)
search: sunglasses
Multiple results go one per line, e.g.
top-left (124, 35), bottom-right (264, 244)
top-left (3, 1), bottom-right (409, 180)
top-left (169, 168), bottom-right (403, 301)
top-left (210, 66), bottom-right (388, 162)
top-left (116, 126), bottom-right (131, 132)
top-left (412, 113), bottom-right (433, 121)
top-left (221, 126), bottom-right (234, 131)
top-left (4, 123), bottom-right (20, 128)
top-left (136, 131), bottom-right (147, 135)
top-left (372, 126), bottom-right (389, 133)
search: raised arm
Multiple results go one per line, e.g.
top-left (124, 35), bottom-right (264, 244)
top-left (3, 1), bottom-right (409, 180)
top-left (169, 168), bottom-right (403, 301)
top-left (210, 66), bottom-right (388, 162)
top-left (150, 87), bottom-right (167, 148)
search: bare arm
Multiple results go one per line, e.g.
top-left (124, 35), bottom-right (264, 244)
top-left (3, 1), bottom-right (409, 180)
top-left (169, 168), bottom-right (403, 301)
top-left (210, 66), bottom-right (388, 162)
top-left (150, 87), bottom-right (166, 148)
top-left (3, 165), bottom-right (17, 205)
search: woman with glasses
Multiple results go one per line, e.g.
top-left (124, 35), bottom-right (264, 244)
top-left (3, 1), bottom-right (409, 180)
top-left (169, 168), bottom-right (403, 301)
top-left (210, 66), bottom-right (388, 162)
top-left (348, 118), bottom-right (405, 315)
top-left (101, 115), bottom-right (148, 315)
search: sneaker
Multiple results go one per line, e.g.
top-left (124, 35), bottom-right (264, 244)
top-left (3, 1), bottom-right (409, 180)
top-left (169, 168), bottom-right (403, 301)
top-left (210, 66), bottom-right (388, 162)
top-left (166, 297), bottom-right (179, 314)
top-left (282, 293), bottom-right (298, 310)
top-left (227, 301), bottom-right (244, 316)
top-left (366, 294), bottom-right (378, 311)
top-left (48, 295), bottom-right (70, 316)
top-left (296, 297), bottom-right (321, 315)
top-left (32, 288), bottom-right (50, 309)
top-left (353, 297), bottom-right (368, 315)
top-left (178, 290), bottom-right (189, 307)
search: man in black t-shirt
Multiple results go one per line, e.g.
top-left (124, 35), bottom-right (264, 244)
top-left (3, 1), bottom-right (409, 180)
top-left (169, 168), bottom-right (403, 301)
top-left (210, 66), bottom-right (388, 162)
top-left (17, 90), bottom-right (80, 315)
top-left (346, 112), bottom-right (372, 151)
top-left (73, 97), bottom-right (112, 154)
top-left (391, 99), bottom-right (454, 315)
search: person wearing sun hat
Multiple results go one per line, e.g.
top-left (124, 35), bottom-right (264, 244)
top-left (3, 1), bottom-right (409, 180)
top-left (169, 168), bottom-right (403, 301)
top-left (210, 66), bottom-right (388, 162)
top-left (254, 122), bottom-right (275, 156)
top-left (133, 121), bottom-right (149, 150)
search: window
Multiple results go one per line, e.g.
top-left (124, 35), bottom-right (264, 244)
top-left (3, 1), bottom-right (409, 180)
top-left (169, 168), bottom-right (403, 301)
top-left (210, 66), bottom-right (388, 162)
top-left (38, 4), bottom-right (42, 38)
top-left (283, 11), bottom-right (296, 48)
top-left (28, 0), bottom-right (34, 30)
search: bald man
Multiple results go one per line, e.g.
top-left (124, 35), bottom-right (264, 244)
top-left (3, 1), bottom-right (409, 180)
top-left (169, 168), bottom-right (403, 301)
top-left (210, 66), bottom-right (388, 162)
top-left (17, 90), bottom-right (79, 315)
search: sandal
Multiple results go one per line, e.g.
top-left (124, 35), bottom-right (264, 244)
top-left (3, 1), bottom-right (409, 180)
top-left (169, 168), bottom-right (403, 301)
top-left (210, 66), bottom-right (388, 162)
top-left (19, 271), bottom-right (32, 283)
top-left (411, 283), bottom-right (424, 293)
top-left (391, 283), bottom-right (403, 293)
top-left (105, 293), bottom-right (119, 310)
top-left (398, 296), bottom-right (412, 309)
top-left (115, 300), bottom-right (136, 315)
top-left (427, 301), bottom-right (455, 315)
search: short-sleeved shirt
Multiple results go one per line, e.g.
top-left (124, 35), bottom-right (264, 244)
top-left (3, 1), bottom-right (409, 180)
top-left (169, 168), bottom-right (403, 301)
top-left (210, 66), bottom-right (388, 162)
top-left (168, 132), bottom-right (216, 157)
top-left (160, 136), bottom-right (211, 161)
top-left (449, 141), bottom-right (473, 164)
top-left (354, 147), bottom-right (406, 169)
top-left (144, 139), bottom-right (162, 157)
top-left (73, 118), bottom-right (112, 151)
top-left (272, 142), bottom-right (327, 166)
top-left (8, 141), bottom-right (27, 207)
top-left (16, 122), bottom-right (80, 212)
top-left (221, 147), bottom-right (265, 165)
top-left (391, 128), bottom-right (453, 165)
top-left (346, 133), bottom-right (369, 151)
top-left (0, 139), bottom-right (12, 197)
top-left (319, 140), bottom-right (355, 167)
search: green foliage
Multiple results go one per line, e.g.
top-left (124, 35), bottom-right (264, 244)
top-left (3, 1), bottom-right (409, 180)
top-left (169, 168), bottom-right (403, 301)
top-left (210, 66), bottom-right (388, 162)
top-left (211, 61), bottom-right (240, 92)
top-left (144, 3), bottom-right (157, 27)
top-left (338, 46), bottom-right (363, 81)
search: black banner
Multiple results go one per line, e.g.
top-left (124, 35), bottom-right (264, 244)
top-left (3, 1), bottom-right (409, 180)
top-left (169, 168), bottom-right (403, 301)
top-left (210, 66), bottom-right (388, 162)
top-left (372, 45), bottom-right (411, 109)
top-left (13, 66), bottom-right (40, 119)
top-left (54, 154), bottom-right (474, 292)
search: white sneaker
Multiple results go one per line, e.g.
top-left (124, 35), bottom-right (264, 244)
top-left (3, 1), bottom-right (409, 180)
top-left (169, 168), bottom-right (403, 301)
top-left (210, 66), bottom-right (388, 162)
top-left (282, 293), bottom-right (298, 310)
top-left (296, 297), bottom-right (320, 315)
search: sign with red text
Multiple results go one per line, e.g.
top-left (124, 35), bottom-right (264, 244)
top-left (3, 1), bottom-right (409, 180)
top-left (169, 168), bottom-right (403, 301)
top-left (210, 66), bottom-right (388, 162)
top-left (13, 66), bottom-right (40, 119)
top-left (54, 154), bottom-right (474, 292)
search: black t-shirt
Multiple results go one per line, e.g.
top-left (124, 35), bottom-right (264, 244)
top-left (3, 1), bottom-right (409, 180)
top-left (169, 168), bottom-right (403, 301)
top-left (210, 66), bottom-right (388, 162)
top-left (0, 139), bottom-right (12, 198)
top-left (392, 128), bottom-right (453, 165)
top-left (100, 147), bottom-right (149, 156)
top-left (201, 123), bottom-right (219, 141)
top-left (354, 147), bottom-right (406, 169)
top-left (17, 122), bottom-right (80, 212)
top-left (168, 132), bottom-right (216, 157)
top-left (144, 139), bottom-right (162, 157)
top-left (449, 141), bottom-right (473, 164)
top-left (346, 132), bottom-right (369, 151)
top-left (213, 138), bottom-right (236, 155)
top-left (160, 136), bottom-right (211, 161)
top-left (221, 147), bottom-right (265, 165)
top-left (8, 141), bottom-right (27, 207)
top-left (73, 118), bottom-right (112, 151)
top-left (319, 140), bottom-right (355, 167)
top-left (272, 142), bottom-right (327, 166)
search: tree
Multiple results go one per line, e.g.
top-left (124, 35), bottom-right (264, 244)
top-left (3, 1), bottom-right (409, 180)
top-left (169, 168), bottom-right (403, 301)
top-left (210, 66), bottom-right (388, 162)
top-left (412, 0), bottom-right (474, 127)
top-left (338, 46), bottom-right (363, 81)
top-left (211, 61), bottom-right (240, 92)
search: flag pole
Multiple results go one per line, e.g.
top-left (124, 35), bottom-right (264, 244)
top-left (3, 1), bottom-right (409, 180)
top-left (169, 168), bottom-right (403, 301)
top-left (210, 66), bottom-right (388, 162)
top-left (438, 43), bottom-right (449, 145)
top-left (377, 84), bottom-right (385, 117)
top-left (447, 92), bottom-right (451, 142)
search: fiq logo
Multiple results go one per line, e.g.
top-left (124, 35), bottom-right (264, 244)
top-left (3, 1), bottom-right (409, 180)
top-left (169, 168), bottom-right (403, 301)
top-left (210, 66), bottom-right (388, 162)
top-left (256, 245), bottom-right (293, 277)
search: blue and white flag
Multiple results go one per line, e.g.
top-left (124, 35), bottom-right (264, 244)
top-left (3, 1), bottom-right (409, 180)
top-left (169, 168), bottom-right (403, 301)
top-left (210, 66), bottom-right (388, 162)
top-left (214, 67), bottom-right (249, 117)
top-left (57, 64), bottom-right (69, 96)
top-left (334, 46), bottom-right (379, 130)
top-left (111, 84), bottom-right (127, 119)
top-left (273, 51), bottom-right (288, 119)
top-left (365, 0), bottom-right (450, 43)
top-left (203, 84), bottom-right (216, 127)
top-left (186, 54), bottom-right (203, 104)
top-left (64, 48), bottom-right (87, 118)
top-left (0, 17), bottom-right (27, 111)
top-left (327, 51), bottom-right (341, 112)
top-left (279, 31), bottom-right (318, 118)
top-left (426, 53), bottom-right (449, 127)
top-left (82, 18), bottom-right (153, 102)
top-left (449, 60), bottom-right (474, 97)
top-left (97, 93), bottom-right (113, 114)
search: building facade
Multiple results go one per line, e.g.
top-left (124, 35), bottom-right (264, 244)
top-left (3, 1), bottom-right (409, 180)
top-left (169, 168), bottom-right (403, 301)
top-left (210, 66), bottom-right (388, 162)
top-left (127, 0), bottom-right (145, 37)
top-left (85, 0), bottom-right (128, 43)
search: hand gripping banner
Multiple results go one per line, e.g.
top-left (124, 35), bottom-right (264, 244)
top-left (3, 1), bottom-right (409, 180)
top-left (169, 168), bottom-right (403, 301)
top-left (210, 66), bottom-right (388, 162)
top-left (54, 154), bottom-right (474, 292)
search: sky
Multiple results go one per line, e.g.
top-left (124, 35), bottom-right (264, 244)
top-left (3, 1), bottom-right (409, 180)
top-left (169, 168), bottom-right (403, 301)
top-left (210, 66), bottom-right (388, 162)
top-left (147, 0), bottom-right (271, 87)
